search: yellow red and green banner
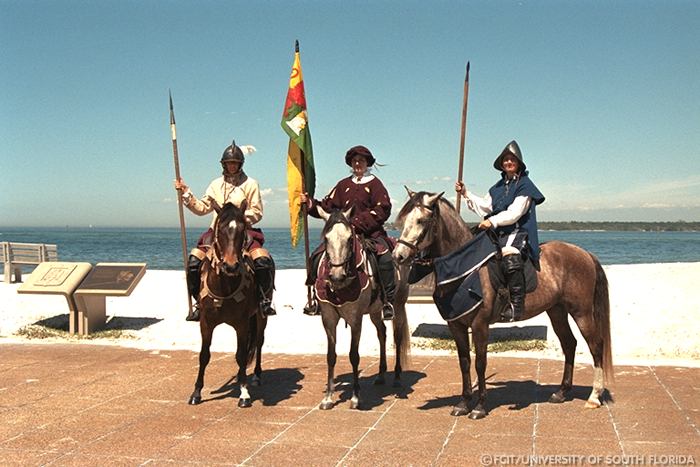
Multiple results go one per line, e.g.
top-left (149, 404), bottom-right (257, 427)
top-left (282, 42), bottom-right (315, 247)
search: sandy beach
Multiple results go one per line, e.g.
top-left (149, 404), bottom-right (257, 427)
top-left (1, 263), bottom-right (699, 367)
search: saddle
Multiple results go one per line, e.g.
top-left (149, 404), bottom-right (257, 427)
top-left (314, 235), bottom-right (373, 306)
top-left (416, 230), bottom-right (539, 322)
top-left (486, 256), bottom-right (538, 324)
top-left (199, 248), bottom-right (256, 313)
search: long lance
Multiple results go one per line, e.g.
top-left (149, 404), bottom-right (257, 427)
top-left (169, 91), bottom-right (193, 317)
top-left (455, 62), bottom-right (470, 213)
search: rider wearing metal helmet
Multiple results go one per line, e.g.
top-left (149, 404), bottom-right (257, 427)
top-left (175, 140), bottom-right (276, 321)
top-left (300, 145), bottom-right (396, 320)
top-left (455, 140), bottom-right (545, 322)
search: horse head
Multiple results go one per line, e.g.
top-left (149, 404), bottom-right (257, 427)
top-left (318, 205), bottom-right (356, 288)
top-left (393, 186), bottom-right (444, 265)
top-left (213, 200), bottom-right (248, 276)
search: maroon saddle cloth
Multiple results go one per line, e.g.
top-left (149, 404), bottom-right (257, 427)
top-left (314, 234), bottom-right (370, 306)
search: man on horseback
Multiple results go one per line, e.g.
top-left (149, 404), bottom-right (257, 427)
top-left (300, 145), bottom-right (396, 320)
top-left (455, 140), bottom-right (544, 322)
top-left (174, 140), bottom-right (276, 322)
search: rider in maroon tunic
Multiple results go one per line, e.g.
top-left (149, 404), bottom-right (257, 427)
top-left (301, 145), bottom-right (396, 320)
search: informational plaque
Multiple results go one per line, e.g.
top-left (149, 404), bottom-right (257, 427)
top-left (75, 263), bottom-right (146, 295)
top-left (73, 263), bottom-right (147, 335)
top-left (17, 262), bottom-right (94, 334)
top-left (408, 273), bottom-right (435, 303)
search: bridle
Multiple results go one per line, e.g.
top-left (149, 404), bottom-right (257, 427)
top-left (396, 202), bottom-right (438, 254)
top-left (206, 213), bottom-right (251, 302)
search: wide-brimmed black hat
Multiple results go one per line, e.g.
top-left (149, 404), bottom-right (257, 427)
top-left (493, 140), bottom-right (526, 173)
top-left (345, 145), bottom-right (376, 167)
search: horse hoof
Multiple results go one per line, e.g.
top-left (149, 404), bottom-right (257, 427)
top-left (468, 408), bottom-right (487, 420)
top-left (188, 396), bottom-right (201, 405)
top-left (238, 398), bottom-right (252, 408)
top-left (319, 401), bottom-right (334, 410)
top-left (350, 399), bottom-right (361, 410)
top-left (584, 399), bottom-right (602, 409)
top-left (373, 375), bottom-right (386, 385)
top-left (451, 406), bottom-right (469, 417)
top-left (549, 392), bottom-right (566, 404)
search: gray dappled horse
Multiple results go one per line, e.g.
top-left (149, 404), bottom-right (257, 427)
top-left (393, 188), bottom-right (613, 419)
top-left (188, 201), bottom-right (267, 408)
top-left (315, 206), bottom-right (411, 410)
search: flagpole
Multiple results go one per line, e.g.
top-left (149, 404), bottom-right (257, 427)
top-left (455, 62), bottom-right (470, 213)
top-left (169, 91), bottom-right (193, 317)
top-left (295, 40), bottom-right (314, 309)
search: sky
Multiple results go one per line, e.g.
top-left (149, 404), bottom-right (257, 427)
top-left (2, 0), bottom-right (699, 229)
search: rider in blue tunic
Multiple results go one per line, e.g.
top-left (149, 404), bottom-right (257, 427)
top-left (455, 140), bottom-right (545, 322)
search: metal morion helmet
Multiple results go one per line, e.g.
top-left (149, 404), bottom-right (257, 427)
top-left (492, 140), bottom-right (526, 173)
top-left (220, 140), bottom-right (245, 169)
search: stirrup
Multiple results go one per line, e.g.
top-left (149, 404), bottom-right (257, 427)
top-left (260, 299), bottom-right (276, 316)
top-left (186, 304), bottom-right (200, 322)
top-left (303, 299), bottom-right (320, 316)
top-left (382, 303), bottom-right (395, 321)
top-left (499, 303), bottom-right (518, 323)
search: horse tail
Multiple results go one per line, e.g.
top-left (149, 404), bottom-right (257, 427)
top-left (592, 255), bottom-right (614, 385)
top-left (245, 313), bottom-right (259, 368)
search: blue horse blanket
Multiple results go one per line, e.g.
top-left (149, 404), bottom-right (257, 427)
top-left (432, 231), bottom-right (498, 321)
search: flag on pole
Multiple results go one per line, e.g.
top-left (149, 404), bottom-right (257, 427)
top-left (282, 41), bottom-right (315, 247)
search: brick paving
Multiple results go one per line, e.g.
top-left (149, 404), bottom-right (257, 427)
top-left (1, 344), bottom-right (698, 466)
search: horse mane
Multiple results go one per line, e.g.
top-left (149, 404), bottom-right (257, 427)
top-left (433, 196), bottom-right (473, 251)
top-left (321, 209), bottom-right (352, 237)
top-left (216, 202), bottom-right (246, 227)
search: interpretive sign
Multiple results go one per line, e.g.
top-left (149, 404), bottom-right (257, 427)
top-left (17, 262), bottom-right (93, 334)
top-left (73, 263), bottom-right (146, 335)
top-left (408, 273), bottom-right (435, 304)
top-left (75, 263), bottom-right (146, 295)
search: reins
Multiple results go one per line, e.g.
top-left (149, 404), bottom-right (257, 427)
top-left (397, 202), bottom-right (438, 254)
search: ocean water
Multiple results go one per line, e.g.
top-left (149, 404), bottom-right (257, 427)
top-left (1, 227), bottom-right (699, 270)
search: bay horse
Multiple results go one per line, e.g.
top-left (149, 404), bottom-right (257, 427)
top-left (315, 206), bottom-right (411, 410)
top-left (188, 201), bottom-right (267, 408)
top-left (393, 188), bottom-right (613, 419)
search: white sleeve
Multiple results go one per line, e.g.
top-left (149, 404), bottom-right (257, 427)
top-left (488, 196), bottom-right (531, 228)
top-left (464, 190), bottom-right (493, 218)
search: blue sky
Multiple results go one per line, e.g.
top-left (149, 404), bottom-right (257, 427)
top-left (2, 0), bottom-right (699, 229)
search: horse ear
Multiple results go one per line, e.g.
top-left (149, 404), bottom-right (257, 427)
top-left (211, 199), bottom-right (222, 213)
top-left (342, 205), bottom-right (354, 220)
top-left (425, 191), bottom-right (444, 207)
top-left (240, 199), bottom-right (247, 212)
top-left (404, 185), bottom-right (416, 198)
top-left (317, 206), bottom-right (330, 221)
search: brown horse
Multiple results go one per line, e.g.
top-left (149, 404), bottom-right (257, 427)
top-left (315, 206), bottom-right (411, 410)
top-left (393, 188), bottom-right (613, 419)
top-left (188, 201), bottom-right (267, 408)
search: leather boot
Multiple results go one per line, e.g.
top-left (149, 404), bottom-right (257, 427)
top-left (253, 256), bottom-right (276, 316)
top-left (186, 255), bottom-right (202, 321)
top-left (501, 254), bottom-right (525, 322)
top-left (377, 252), bottom-right (396, 320)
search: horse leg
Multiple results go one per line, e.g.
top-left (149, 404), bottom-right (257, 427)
top-left (320, 312), bottom-right (340, 410)
top-left (250, 316), bottom-right (265, 387)
top-left (235, 327), bottom-right (252, 408)
top-left (391, 299), bottom-right (409, 389)
top-left (447, 320), bottom-right (473, 416)
top-left (369, 311), bottom-right (387, 386)
top-left (546, 307), bottom-right (577, 403)
top-left (571, 313), bottom-right (606, 409)
top-left (469, 321), bottom-right (489, 419)
top-left (348, 321), bottom-right (363, 410)
top-left (189, 322), bottom-right (213, 405)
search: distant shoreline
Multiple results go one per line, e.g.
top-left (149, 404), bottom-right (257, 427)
top-left (2, 221), bottom-right (699, 232)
